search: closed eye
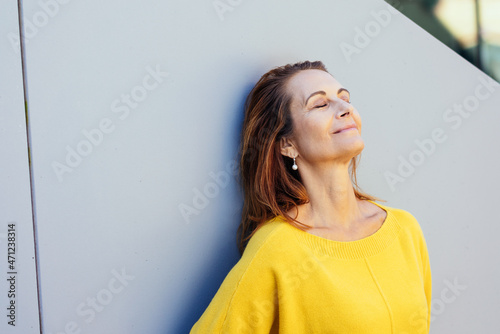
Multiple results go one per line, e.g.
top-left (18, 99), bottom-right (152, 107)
top-left (315, 103), bottom-right (328, 109)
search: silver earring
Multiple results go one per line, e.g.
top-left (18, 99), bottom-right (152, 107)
top-left (292, 157), bottom-right (298, 170)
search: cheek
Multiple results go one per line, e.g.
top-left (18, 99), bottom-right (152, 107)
top-left (294, 119), bottom-right (324, 148)
top-left (293, 118), bottom-right (329, 149)
top-left (353, 111), bottom-right (362, 131)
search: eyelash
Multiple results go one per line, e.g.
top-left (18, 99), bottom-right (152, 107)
top-left (315, 98), bottom-right (350, 109)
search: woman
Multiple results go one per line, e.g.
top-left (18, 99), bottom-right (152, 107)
top-left (190, 60), bottom-right (432, 333)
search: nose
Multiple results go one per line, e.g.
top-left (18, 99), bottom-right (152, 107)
top-left (337, 102), bottom-right (353, 118)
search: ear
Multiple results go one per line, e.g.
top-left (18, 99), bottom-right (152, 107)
top-left (280, 137), bottom-right (297, 158)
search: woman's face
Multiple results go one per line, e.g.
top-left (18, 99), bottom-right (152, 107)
top-left (282, 69), bottom-right (364, 166)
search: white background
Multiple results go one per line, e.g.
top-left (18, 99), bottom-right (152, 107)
top-left (1, 0), bottom-right (499, 333)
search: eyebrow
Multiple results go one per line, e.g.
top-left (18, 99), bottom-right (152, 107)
top-left (304, 88), bottom-right (350, 105)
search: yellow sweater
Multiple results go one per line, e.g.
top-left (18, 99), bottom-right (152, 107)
top-left (190, 201), bottom-right (432, 333)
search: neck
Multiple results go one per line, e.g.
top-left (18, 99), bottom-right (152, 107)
top-left (293, 160), bottom-right (364, 230)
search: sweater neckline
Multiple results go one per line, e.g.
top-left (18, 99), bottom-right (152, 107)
top-left (277, 200), bottom-right (401, 260)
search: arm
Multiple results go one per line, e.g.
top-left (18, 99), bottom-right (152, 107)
top-left (190, 254), bottom-right (278, 333)
top-left (404, 209), bottom-right (433, 333)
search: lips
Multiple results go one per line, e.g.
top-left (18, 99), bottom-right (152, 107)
top-left (334, 124), bottom-right (358, 134)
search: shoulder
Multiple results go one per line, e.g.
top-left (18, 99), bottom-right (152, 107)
top-left (373, 201), bottom-right (429, 248)
top-left (371, 201), bottom-right (423, 231)
top-left (189, 219), bottom-right (287, 332)
top-left (211, 218), bottom-right (292, 302)
top-left (241, 216), bottom-right (293, 261)
top-left (229, 216), bottom-right (303, 281)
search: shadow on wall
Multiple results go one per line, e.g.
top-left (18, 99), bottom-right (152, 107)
top-left (166, 81), bottom-right (256, 334)
top-left (171, 237), bottom-right (241, 334)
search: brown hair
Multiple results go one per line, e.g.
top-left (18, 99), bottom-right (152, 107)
top-left (237, 60), bottom-right (382, 254)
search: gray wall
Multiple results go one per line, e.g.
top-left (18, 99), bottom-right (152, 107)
top-left (1, 0), bottom-right (499, 333)
top-left (0, 0), bottom-right (40, 333)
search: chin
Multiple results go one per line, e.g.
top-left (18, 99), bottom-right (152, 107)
top-left (347, 139), bottom-right (365, 157)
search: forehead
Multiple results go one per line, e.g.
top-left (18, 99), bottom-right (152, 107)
top-left (286, 69), bottom-right (344, 103)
